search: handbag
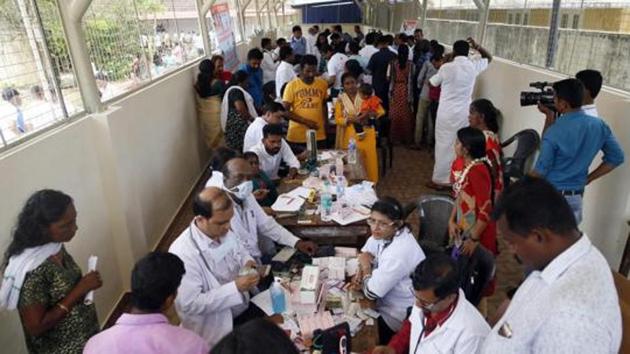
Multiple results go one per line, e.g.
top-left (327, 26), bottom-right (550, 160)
top-left (312, 322), bottom-right (351, 354)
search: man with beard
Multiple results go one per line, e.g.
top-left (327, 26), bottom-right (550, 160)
top-left (248, 123), bottom-right (300, 181)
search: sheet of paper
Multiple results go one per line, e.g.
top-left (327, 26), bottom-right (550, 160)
top-left (251, 289), bottom-right (274, 316)
top-left (84, 255), bottom-right (98, 305)
top-left (271, 194), bottom-right (305, 212)
top-left (272, 247), bottom-right (296, 263)
top-left (331, 207), bottom-right (370, 226)
top-left (286, 186), bottom-right (312, 199)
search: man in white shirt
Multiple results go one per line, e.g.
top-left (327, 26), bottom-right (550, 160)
top-left (247, 123), bottom-right (300, 180)
top-left (373, 254), bottom-right (490, 354)
top-left (169, 187), bottom-right (260, 350)
top-left (482, 177), bottom-right (622, 354)
top-left (427, 38), bottom-right (491, 189)
top-left (305, 27), bottom-right (318, 55)
top-left (218, 157), bottom-right (317, 261)
top-left (275, 46), bottom-right (297, 99)
top-left (243, 102), bottom-right (286, 152)
top-left (358, 32), bottom-right (379, 62)
top-left (325, 44), bottom-right (349, 94)
top-left (272, 38), bottom-right (286, 61)
top-left (261, 38), bottom-right (278, 84)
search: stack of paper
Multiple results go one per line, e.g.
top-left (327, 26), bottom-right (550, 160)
top-left (297, 311), bottom-right (336, 338)
top-left (331, 205), bottom-right (370, 226)
top-left (271, 194), bottom-right (305, 213)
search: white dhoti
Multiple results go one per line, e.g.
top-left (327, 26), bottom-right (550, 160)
top-left (432, 106), bottom-right (468, 184)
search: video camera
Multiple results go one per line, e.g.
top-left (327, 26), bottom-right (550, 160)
top-left (520, 81), bottom-right (555, 110)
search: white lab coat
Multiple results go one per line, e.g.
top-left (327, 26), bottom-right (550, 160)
top-left (228, 193), bottom-right (300, 259)
top-left (168, 223), bottom-right (254, 350)
top-left (327, 53), bottom-right (349, 90)
top-left (248, 141), bottom-right (300, 180)
top-left (429, 55), bottom-right (488, 184)
top-left (243, 117), bottom-right (267, 152)
top-left (261, 50), bottom-right (278, 84)
top-left (409, 289), bottom-right (490, 354)
top-left (362, 228), bottom-right (426, 331)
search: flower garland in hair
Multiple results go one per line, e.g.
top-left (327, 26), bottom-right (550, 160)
top-left (452, 157), bottom-right (491, 196)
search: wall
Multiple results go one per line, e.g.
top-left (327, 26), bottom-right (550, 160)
top-left (0, 63), bottom-right (208, 353)
top-left (473, 58), bottom-right (630, 268)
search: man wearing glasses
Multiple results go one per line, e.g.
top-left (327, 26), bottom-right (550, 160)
top-left (372, 254), bottom-right (490, 354)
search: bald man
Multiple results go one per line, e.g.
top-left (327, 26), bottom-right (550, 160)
top-left (169, 187), bottom-right (260, 350)
top-left (220, 157), bottom-right (317, 261)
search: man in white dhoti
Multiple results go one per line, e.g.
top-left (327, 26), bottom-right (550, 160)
top-left (427, 38), bottom-right (492, 189)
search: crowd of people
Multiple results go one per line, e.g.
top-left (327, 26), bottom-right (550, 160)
top-left (0, 23), bottom-right (626, 354)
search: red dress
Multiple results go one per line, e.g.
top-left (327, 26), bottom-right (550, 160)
top-left (389, 61), bottom-right (414, 144)
top-left (451, 130), bottom-right (503, 199)
top-left (454, 162), bottom-right (498, 256)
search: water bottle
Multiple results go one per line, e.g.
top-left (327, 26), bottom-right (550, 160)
top-left (320, 180), bottom-right (333, 222)
top-left (335, 158), bottom-right (344, 177)
top-left (336, 175), bottom-right (346, 200)
top-left (348, 138), bottom-right (357, 164)
top-left (270, 277), bottom-right (286, 314)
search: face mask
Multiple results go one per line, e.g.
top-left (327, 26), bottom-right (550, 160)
top-left (231, 180), bottom-right (253, 200)
top-left (206, 234), bottom-right (236, 262)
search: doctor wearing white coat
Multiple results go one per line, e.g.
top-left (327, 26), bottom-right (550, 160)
top-left (209, 157), bottom-right (318, 261)
top-left (169, 187), bottom-right (260, 350)
top-left (373, 254), bottom-right (490, 354)
top-left (428, 38), bottom-right (492, 188)
top-left (352, 197), bottom-right (426, 345)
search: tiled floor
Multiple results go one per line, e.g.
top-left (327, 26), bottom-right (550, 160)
top-left (155, 146), bottom-right (524, 321)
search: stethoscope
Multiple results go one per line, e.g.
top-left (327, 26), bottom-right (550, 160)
top-left (412, 302), bottom-right (457, 353)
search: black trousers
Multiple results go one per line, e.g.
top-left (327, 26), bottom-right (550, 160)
top-left (377, 316), bottom-right (397, 345)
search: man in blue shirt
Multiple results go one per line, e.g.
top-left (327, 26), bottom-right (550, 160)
top-left (290, 25), bottom-right (307, 57)
top-left (533, 78), bottom-right (624, 224)
top-left (239, 48), bottom-right (264, 108)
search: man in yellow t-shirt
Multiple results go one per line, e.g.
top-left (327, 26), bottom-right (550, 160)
top-left (282, 54), bottom-right (329, 148)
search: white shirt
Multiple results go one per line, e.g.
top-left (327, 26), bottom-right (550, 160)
top-left (327, 52), bottom-right (349, 89)
top-left (248, 141), bottom-right (300, 180)
top-left (358, 44), bottom-right (378, 62)
top-left (581, 104), bottom-right (599, 117)
top-left (481, 235), bottom-right (622, 354)
top-left (261, 50), bottom-right (278, 84)
top-left (243, 117), bottom-right (267, 152)
top-left (169, 223), bottom-right (253, 350)
top-left (409, 289), bottom-right (490, 354)
top-left (275, 61), bottom-right (297, 98)
top-left (361, 228), bottom-right (426, 331)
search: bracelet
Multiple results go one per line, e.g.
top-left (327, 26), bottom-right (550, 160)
top-left (56, 303), bottom-right (69, 314)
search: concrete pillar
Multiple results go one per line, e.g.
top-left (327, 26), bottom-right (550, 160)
top-left (197, 0), bottom-right (216, 56)
top-left (420, 0), bottom-right (428, 29)
top-left (546, 0), bottom-right (562, 68)
top-left (56, 0), bottom-right (104, 113)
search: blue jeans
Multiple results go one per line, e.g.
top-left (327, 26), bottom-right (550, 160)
top-left (564, 194), bottom-right (583, 225)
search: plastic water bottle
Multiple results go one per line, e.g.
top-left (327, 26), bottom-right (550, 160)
top-left (348, 138), bottom-right (357, 164)
top-left (336, 175), bottom-right (346, 200)
top-left (270, 277), bottom-right (286, 314)
top-left (320, 180), bottom-right (333, 222)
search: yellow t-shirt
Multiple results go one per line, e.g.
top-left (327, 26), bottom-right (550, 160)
top-left (283, 77), bottom-right (329, 143)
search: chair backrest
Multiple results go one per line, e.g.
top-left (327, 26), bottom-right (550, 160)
top-left (417, 194), bottom-right (455, 251)
top-left (501, 129), bottom-right (540, 183)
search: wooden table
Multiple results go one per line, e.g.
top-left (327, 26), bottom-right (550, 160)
top-left (276, 151), bottom-right (371, 248)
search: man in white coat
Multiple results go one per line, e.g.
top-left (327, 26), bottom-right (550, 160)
top-left (209, 157), bottom-right (318, 261)
top-left (372, 254), bottom-right (490, 354)
top-left (427, 38), bottom-right (492, 189)
top-left (169, 187), bottom-right (260, 350)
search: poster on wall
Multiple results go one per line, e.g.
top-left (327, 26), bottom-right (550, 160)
top-left (211, 2), bottom-right (239, 72)
top-left (400, 19), bottom-right (418, 36)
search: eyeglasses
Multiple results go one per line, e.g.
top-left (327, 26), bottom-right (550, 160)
top-left (414, 294), bottom-right (444, 312)
top-left (366, 218), bottom-right (395, 228)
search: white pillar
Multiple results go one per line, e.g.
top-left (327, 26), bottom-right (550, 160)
top-left (56, 0), bottom-right (103, 113)
top-left (197, 0), bottom-right (216, 56)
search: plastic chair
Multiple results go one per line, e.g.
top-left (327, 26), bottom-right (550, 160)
top-left (501, 129), bottom-right (540, 187)
top-left (409, 194), bottom-right (455, 253)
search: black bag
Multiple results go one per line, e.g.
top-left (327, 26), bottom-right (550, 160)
top-left (312, 322), bottom-right (351, 354)
top-left (448, 245), bottom-right (495, 306)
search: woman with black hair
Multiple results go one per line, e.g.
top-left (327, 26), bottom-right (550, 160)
top-left (388, 44), bottom-right (415, 145)
top-left (451, 99), bottom-right (504, 197)
top-left (195, 59), bottom-right (227, 149)
top-left (221, 70), bottom-right (258, 152)
top-left (351, 197), bottom-right (426, 345)
top-left (449, 127), bottom-right (497, 258)
top-left (0, 190), bottom-right (101, 353)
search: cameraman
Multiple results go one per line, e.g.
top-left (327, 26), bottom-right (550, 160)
top-left (532, 78), bottom-right (624, 224)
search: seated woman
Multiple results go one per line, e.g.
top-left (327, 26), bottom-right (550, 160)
top-left (195, 59), bottom-right (226, 149)
top-left (448, 127), bottom-right (498, 303)
top-left (0, 190), bottom-right (102, 353)
top-left (451, 99), bottom-right (503, 198)
top-left (243, 151), bottom-right (278, 207)
top-left (352, 197), bottom-right (426, 345)
top-left (334, 73), bottom-right (385, 183)
top-left (221, 71), bottom-right (258, 152)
